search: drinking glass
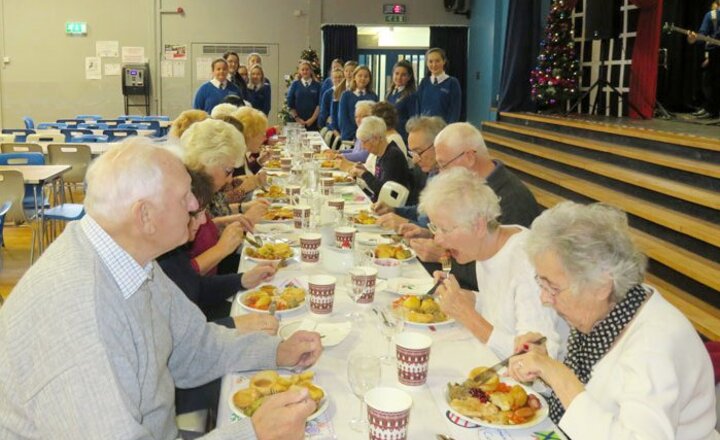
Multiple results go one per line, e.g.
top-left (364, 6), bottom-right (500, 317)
top-left (375, 305), bottom-right (405, 364)
top-left (347, 352), bottom-right (381, 432)
top-left (344, 267), bottom-right (370, 321)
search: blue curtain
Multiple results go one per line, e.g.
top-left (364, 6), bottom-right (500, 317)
top-left (430, 26), bottom-right (469, 121)
top-left (322, 25), bottom-right (358, 76)
top-left (498, 0), bottom-right (545, 113)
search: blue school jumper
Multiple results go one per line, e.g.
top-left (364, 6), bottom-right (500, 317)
top-left (387, 90), bottom-right (418, 142)
top-left (286, 80), bottom-right (321, 127)
top-left (416, 76), bottom-right (461, 123)
top-left (246, 84), bottom-right (271, 116)
top-left (318, 88), bottom-right (334, 129)
top-left (337, 90), bottom-right (379, 140)
top-left (193, 81), bottom-right (242, 114)
top-left (320, 77), bottom-right (333, 101)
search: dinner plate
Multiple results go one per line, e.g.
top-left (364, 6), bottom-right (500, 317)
top-left (244, 248), bottom-right (295, 264)
top-left (279, 319), bottom-right (352, 347)
top-left (386, 278), bottom-right (435, 296)
top-left (259, 207), bottom-right (294, 223)
top-left (356, 232), bottom-right (393, 246)
top-left (373, 246), bottom-right (417, 263)
top-left (255, 223), bottom-right (292, 234)
top-left (229, 377), bottom-right (329, 421)
top-left (404, 316), bottom-right (455, 327)
top-left (444, 379), bottom-right (549, 430)
top-left (237, 279), bottom-right (306, 315)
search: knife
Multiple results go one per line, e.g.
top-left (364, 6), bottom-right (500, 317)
top-left (472, 336), bottom-right (547, 384)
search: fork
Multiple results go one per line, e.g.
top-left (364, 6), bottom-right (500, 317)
top-left (268, 297), bottom-right (277, 316)
top-left (440, 255), bottom-right (452, 277)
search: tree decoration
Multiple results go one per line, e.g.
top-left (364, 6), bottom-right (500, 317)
top-left (530, 0), bottom-right (580, 109)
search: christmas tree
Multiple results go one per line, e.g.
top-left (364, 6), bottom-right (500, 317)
top-left (279, 48), bottom-right (322, 123)
top-left (530, 0), bottom-right (580, 109)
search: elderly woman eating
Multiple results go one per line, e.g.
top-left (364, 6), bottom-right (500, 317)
top-left (423, 168), bottom-right (567, 359)
top-left (507, 202), bottom-right (718, 439)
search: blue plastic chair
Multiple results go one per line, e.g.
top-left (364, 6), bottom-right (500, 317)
top-left (78, 123), bottom-right (109, 130)
top-left (56, 119), bottom-right (82, 126)
top-left (23, 117), bottom-right (35, 129)
top-left (119, 120), bottom-right (162, 137)
top-left (76, 114), bottom-right (102, 120)
top-left (37, 122), bottom-right (68, 130)
top-left (1, 129), bottom-right (35, 143)
top-left (0, 200), bottom-right (12, 247)
top-left (0, 153), bottom-right (47, 211)
top-left (103, 129), bottom-right (138, 142)
top-left (68, 134), bottom-right (108, 143)
top-left (43, 203), bottom-right (85, 244)
top-left (60, 128), bottom-right (92, 142)
top-left (98, 119), bottom-right (122, 127)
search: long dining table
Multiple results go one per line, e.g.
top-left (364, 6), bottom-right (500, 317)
top-left (215, 152), bottom-right (564, 439)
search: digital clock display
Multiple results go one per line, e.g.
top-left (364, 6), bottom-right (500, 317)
top-left (383, 4), bottom-right (406, 14)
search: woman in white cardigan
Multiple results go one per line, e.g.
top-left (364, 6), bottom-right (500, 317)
top-left (508, 201), bottom-right (718, 440)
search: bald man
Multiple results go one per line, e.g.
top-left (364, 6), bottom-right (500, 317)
top-left (0, 138), bottom-right (322, 440)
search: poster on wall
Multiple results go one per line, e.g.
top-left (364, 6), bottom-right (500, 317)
top-left (121, 46), bottom-right (145, 64)
top-left (164, 44), bottom-right (188, 60)
top-left (196, 57), bottom-right (212, 81)
top-left (85, 57), bottom-right (102, 80)
top-left (161, 60), bottom-right (173, 78)
top-left (173, 61), bottom-right (186, 78)
top-left (96, 41), bottom-right (119, 58)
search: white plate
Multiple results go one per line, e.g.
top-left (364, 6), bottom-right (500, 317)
top-left (445, 379), bottom-right (549, 430)
top-left (386, 278), bottom-right (435, 296)
top-left (356, 232), bottom-right (393, 246)
top-left (229, 377), bottom-right (328, 421)
top-left (373, 246), bottom-right (417, 263)
top-left (279, 319), bottom-right (352, 347)
top-left (237, 278), bottom-right (306, 315)
top-left (255, 223), bottom-right (292, 234)
top-left (259, 207), bottom-right (294, 223)
top-left (245, 248), bottom-right (295, 264)
top-left (404, 317), bottom-right (455, 327)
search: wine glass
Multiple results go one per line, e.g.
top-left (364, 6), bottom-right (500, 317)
top-left (344, 267), bottom-right (370, 322)
top-left (375, 304), bottom-right (405, 364)
top-left (347, 352), bottom-right (381, 432)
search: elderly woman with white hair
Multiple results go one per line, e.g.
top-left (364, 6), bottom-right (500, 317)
top-left (181, 118), bottom-right (267, 276)
top-left (344, 116), bottom-right (412, 202)
top-left (508, 202), bottom-right (718, 440)
top-left (423, 168), bottom-right (567, 359)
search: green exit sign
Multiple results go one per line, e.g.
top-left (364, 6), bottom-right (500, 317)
top-left (65, 22), bottom-right (87, 35)
top-left (385, 14), bottom-right (407, 23)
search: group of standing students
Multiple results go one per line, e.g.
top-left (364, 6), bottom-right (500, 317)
top-left (193, 46), bottom-right (462, 140)
top-left (193, 51), bottom-right (272, 117)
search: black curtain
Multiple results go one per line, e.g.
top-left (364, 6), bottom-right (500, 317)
top-left (430, 26), bottom-right (469, 121)
top-left (322, 25), bottom-right (358, 77)
top-left (658, 0), bottom-right (710, 112)
top-left (498, 0), bottom-right (545, 113)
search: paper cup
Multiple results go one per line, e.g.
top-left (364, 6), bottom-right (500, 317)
top-left (281, 157), bottom-right (292, 171)
top-left (334, 226), bottom-right (357, 250)
top-left (365, 387), bottom-right (412, 440)
top-left (293, 204), bottom-right (311, 229)
top-left (303, 151), bottom-right (314, 160)
top-left (319, 170), bottom-right (334, 179)
top-left (300, 233), bottom-right (322, 263)
top-left (312, 143), bottom-right (323, 153)
top-left (394, 332), bottom-right (432, 386)
top-left (308, 275), bottom-right (336, 314)
top-left (373, 258), bottom-right (402, 279)
top-left (350, 266), bottom-right (378, 304)
top-left (320, 177), bottom-right (334, 195)
top-left (286, 185), bottom-right (301, 198)
top-left (327, 198), bottom-right (345, 214)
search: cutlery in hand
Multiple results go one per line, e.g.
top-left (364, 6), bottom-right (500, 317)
top-left (268, 297), bottom-right (277, 316)
top-left (472, 336), bottom-right (547, 384)
top-left (244, 232), bottom-right (264, 248)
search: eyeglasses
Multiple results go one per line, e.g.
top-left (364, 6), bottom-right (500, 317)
top-left (534, 274), bottom-right (570, 297)
top-left (409, 144), bottom-right (433, 158)
top-left (438, 150), bottom-right (469, 170)
top-left (427, 222), bottom-right (460, 236)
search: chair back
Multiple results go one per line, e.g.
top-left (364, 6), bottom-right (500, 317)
top-left (0, 152), bottom-right (45, 166)
top-left (26, 133), bottom-right (65, 143)
top-left (0, 199), bottom-right (12, 246)
top-left (323, 130), bottom-right (335, 146)
top-left (103, 129), bottom-right (138, 142)
top-left (1, 129), bottom-right (35, 142)
top-left (60, 128), bottom-right (92, 142)
top-left (0, 171), bottom-right (29, 224)
top-left (331, 136), bottom-right (343, 151)
top-left (47, 144), bottom-right (92, 184)
top-left (23, 116), bottom-right (35, 129)
top-left (377, 181), bottom-right (409, 208)
top-left (78, 123), bottom-right (109, 130)
top-left (68, 134), bottom-right (108, 143)
top-left (319, 126), bottom-right (329, 138)
top-left (76, 114), bottom-right (102, 121)
top-left (1, 143), bottom-right (44, 154)
top-left (339, 141), bottom-right (354, 152)
top-left (37, 122), bottom-right (68, 130)
top-left (98, 119), bottom-right (122, 127)
top-left (0, 134), bottom-right (16, 143)
top-left (56, 119), bottom-right (82, 126)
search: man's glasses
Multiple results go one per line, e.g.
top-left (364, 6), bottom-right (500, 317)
top-left (438, 150), bottom-right (469, 170)
top-left (409, 144), bottom-right (433, 158)
top-left (534, 274), bottom-right (570, 297)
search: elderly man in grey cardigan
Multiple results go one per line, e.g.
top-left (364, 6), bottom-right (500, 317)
top-left (0, 138), bottom-right (322, 440)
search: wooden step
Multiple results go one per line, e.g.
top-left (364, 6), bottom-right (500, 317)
top-left (493, 151), bottom-right (720, 293)
top-left (525, 183), bottom-right (720, 340)
top-left (484, 131), bottom-right (720, 210)
top-left (483, 121), bottom-right (720, 180)
top-left (499, 112), bottom-right (720, 153)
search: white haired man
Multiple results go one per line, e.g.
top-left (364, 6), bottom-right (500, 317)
top-left (0, 138), bottom-right (322, 439)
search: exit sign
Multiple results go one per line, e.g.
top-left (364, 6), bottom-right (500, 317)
top-left (65, 22), bottom-right (87, 35)
top-left (383, 4), bottom-right (406, 14)
top-left (385, 14), bottom-right (407, 23)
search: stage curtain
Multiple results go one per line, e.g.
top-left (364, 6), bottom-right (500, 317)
top-left (629, 0), bottom-right (663, 119)
top-left (498, 0), bottom-right (545, 113)
top-left (322, 25), bottom-right (358, 76)
top-left (430, 26), bottom-right (469, 121)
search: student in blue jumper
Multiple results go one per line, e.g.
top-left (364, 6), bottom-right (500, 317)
top-left (337, 65), bottom-right (379, 140)
top-left (286, 60), bottom-right (321, 130)
top-left (416, 47), bottom-right (462, 123)
top-left (319, 68), bottom-right (344, 130)
top-left (246, 64), bottom-right (271, 116)
top-left (193, 58), bottom-right (243, 114)
top-left (223, 51), bottom-right (248, 100)
top-left (320, 58), bottom-right (344, 100)
top-left (385, 59), bottom-right (418, 143)
top-left (328, 60), bottom-right (358, 135)
top-left (247, 53), bottom-right (271, 87)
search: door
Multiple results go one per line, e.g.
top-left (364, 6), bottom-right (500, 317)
top-left (358, 49), bottom-right (426, 98)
